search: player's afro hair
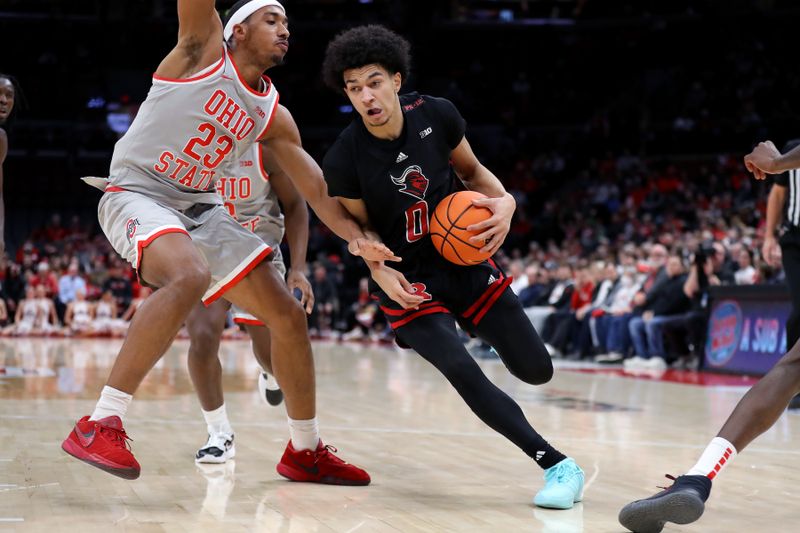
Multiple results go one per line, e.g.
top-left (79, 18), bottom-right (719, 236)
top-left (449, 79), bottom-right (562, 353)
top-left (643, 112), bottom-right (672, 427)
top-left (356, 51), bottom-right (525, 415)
top-left (322, 25), bottom-right (411, 91)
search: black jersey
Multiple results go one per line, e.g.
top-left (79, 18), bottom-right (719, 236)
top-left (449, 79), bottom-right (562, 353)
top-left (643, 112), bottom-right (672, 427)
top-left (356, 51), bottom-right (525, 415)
top-left (323, 93), bottom-right (466, 273)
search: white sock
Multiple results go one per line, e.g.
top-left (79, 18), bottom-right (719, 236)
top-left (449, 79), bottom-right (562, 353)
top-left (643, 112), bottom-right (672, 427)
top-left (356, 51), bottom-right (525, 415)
top-left (687, 437), bottom-right (737, 479)
top-left (202, 404), bottom-right (233, 436)
top-left (288, 416), bottom-right (320, 451)
top-left (262, 371), bottom-right (279, 390)
top-left (90, 385), bottom-right (133, 421)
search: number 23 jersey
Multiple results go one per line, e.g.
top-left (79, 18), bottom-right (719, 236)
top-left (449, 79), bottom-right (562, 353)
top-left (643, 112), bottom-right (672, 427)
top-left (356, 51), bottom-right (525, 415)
top-left (323, 93), bottom-right (466, 272)
top-left (108, 49), bottom-right (280, 211)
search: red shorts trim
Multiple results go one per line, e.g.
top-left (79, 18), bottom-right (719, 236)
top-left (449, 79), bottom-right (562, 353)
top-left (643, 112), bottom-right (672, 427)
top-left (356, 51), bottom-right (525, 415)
top-left (106, 186), bottom-right (127, 193)
top-left (462, 276), bottom-right (509, 319)
top-left (135, 228), bottom-right (190, 271)
top-left (471, 277), bottom-right (513, 325)
top-left (202, 245), bottom-right (272, 306)
top-left (380, 300), bottom-right (446, 317)
top-left (389, 306), bottom-right (451, 329)
top-left (233, 317), bottom-right (265, 326)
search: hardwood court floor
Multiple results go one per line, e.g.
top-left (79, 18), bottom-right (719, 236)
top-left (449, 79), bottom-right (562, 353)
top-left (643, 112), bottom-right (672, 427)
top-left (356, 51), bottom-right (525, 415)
top-left (0, 338), bottom-right (798, 532)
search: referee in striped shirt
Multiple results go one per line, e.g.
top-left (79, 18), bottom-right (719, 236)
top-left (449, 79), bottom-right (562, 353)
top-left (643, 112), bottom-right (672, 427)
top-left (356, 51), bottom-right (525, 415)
top-left (763, 139), bottom-right (800, 347)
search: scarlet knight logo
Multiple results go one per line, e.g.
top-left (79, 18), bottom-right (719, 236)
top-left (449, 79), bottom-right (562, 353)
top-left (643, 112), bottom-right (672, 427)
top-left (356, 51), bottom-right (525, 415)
top-left (391, 165), bottom-right (429, 199)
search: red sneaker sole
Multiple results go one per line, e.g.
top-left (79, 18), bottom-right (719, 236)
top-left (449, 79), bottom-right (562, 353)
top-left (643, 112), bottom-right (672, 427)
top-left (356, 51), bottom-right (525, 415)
top-left (276, 463), bottom-right (370, 486)
top-left (61, 439), bottom-right (140, 480)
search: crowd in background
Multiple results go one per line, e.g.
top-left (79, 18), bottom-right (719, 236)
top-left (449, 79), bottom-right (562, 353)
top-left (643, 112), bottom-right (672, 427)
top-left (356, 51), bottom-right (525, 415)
top-left (0, 145), bottom-right (778, 371)
top-left (1, 1), bottom-right (796, 367)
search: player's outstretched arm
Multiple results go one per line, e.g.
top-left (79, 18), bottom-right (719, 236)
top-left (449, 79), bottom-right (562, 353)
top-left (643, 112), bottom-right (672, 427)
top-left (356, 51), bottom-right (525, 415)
top-left (335, 196), bottom-right (425, 310)
top-left (450, 136), bottom-right (516, 255)
top-left (154, 0), bottom-right (223, 80)
top-left (260, 105), bottom-right (400, 263)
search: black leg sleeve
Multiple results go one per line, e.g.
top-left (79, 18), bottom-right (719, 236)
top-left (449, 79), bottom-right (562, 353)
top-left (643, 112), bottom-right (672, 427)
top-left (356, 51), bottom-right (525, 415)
top-left (395, 312), bottom-right (566, 468)
top-left (470, 288), bottom-right (555, 385)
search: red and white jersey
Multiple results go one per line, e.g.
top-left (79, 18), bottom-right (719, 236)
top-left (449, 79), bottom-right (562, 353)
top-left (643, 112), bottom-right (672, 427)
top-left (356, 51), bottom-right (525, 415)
top-left (108, 49), bottom-right (280, 210)
top-left (217, 143), bottom-right (284, 247)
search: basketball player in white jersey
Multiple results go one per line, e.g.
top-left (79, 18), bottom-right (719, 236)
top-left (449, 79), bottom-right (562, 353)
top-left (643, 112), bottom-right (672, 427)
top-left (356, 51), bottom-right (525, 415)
top-left (64, 289), bottom-right (94, 336)
top-left (190, 142), bottom-right (311, 464)
top-left (62, 0), bottom-right (394, 483)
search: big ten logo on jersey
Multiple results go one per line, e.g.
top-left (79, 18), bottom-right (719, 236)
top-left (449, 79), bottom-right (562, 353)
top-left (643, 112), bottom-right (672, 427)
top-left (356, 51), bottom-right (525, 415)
top-left (153, 89), bottom-right (258, 191)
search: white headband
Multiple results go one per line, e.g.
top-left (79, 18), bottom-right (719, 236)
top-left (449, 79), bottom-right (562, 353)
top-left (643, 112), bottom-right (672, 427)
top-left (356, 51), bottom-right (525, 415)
top-left (224, 0), bottom-right (286, 41)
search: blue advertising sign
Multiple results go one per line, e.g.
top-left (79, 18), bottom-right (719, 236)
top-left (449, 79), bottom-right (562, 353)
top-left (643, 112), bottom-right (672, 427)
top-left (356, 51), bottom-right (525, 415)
top-left (705, 296), bottom-right (790, 375)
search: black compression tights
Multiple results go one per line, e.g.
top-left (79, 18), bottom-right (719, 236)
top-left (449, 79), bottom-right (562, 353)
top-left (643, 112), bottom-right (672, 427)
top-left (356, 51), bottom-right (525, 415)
top-left (395, 288), bottom-right (566, 468)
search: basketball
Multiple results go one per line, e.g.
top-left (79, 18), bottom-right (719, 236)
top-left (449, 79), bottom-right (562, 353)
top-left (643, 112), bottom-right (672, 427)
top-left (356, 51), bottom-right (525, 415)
top-left (429, 191), bottom-right (493, 266)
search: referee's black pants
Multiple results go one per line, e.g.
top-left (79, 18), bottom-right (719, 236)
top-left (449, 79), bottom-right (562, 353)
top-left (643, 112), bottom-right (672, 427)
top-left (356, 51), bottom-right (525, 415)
top-left (780, 229), bottom-right (800, 349)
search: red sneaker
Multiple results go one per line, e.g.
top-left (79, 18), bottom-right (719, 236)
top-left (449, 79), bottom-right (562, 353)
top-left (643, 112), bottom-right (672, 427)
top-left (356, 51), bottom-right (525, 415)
top-left (276, 440), bottom-right (370, 486)
top-left (61, 415), bottom-right (140, 480)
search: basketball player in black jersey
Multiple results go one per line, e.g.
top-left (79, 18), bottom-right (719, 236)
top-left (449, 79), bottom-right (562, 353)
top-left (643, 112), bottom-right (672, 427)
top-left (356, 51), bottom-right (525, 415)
top-left (321, 25), bottom-right (584, 509)
top-left (0, 74), bottom-right (20, 260)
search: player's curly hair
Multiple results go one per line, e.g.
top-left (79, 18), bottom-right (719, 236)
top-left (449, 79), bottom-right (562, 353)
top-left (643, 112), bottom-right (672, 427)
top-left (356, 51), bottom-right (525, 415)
top-left (322, 25), bottom-right (411, 91)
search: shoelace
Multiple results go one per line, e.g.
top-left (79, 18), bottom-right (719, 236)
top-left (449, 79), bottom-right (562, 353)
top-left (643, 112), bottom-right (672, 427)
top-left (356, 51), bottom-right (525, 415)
top-left (546, 461), bottom-right (575, 483)
top-left (98, 423), bottom-right (133, 451)
top-left (656, 474), bottom-right (677, 491)
top-left (314, 445), bottom-right (346, 465)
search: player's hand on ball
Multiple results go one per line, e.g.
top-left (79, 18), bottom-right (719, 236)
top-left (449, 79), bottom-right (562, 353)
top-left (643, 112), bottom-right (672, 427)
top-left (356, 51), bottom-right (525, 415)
top-left (287, 268), bottom-right (314, 314)
top-left (744, 140), bottom-right (781, 180)
top-left (348, 238), bottom-right (401, 262)
top-left (370, 265), bottom-right (426, 309)
top-left (466, 193), bottom-right (516, 255)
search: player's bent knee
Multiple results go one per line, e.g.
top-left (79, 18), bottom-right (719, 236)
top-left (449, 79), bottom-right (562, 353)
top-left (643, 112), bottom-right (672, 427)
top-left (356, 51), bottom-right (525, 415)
top-left (510, 358), bottom-right (553, 385)
top-left (267, 298), bottom-right (307, 336)
top-left (173, 266), bottom-right (211, 298)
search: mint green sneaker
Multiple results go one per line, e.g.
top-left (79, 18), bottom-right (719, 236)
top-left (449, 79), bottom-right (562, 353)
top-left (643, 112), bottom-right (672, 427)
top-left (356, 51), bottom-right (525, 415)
top-left (533, 458), bottom-right (585, 509)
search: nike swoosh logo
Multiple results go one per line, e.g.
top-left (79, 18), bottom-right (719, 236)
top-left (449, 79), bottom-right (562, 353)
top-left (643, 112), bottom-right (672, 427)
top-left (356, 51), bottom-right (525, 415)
top-left (75, 427), bottom-right (95, 447)
top-left (290, 457), bottom-right (319, 475)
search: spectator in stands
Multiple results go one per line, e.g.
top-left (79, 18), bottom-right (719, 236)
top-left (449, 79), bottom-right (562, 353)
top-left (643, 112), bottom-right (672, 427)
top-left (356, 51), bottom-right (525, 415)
top-left (626, 255), bottom-right (691, 370)
top-left (341, 278), bottom-right (381, 341)
top-left (524, 264), bottom-right (574, 333)
top-left (58, 262), bottom-right (86, 319)
top-left (30, 261), bottom-right (58, 298)
top-left (508, 260), bottom-right (529, 295)
top-left (309, 263), bottom-right (338, 337)
top-left (573, 262), bottom-right (619, 358)
top-left (87, 256), bottom-right (109, 289)
top-left (711, 242), bottom-right (736, 284)
top-left (518, 264), bottom-right (549, 307)
top-left (102, 262), bottom-right (132, 310)
top-left (3, 262), bottom-right (24, 313)
top-left (593, 267), bottom-right (642, 363)
top-left (734, 248), bottom-right (759, 285)
top-left (661, 247), bottom-right (722, 368)
top-left (543, 266), bottom-right (595, 357)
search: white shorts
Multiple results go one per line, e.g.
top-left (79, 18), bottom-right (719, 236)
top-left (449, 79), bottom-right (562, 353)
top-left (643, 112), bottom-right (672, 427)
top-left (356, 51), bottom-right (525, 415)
top-left (99, 189), bottom-right (271, 305)
top-left (231, 247), bottom-right (286, 327)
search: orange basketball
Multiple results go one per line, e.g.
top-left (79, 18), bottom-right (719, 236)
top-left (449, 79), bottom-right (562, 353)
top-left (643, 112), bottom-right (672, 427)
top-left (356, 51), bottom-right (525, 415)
top-left (429, 191), bottom-right (493, 266)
